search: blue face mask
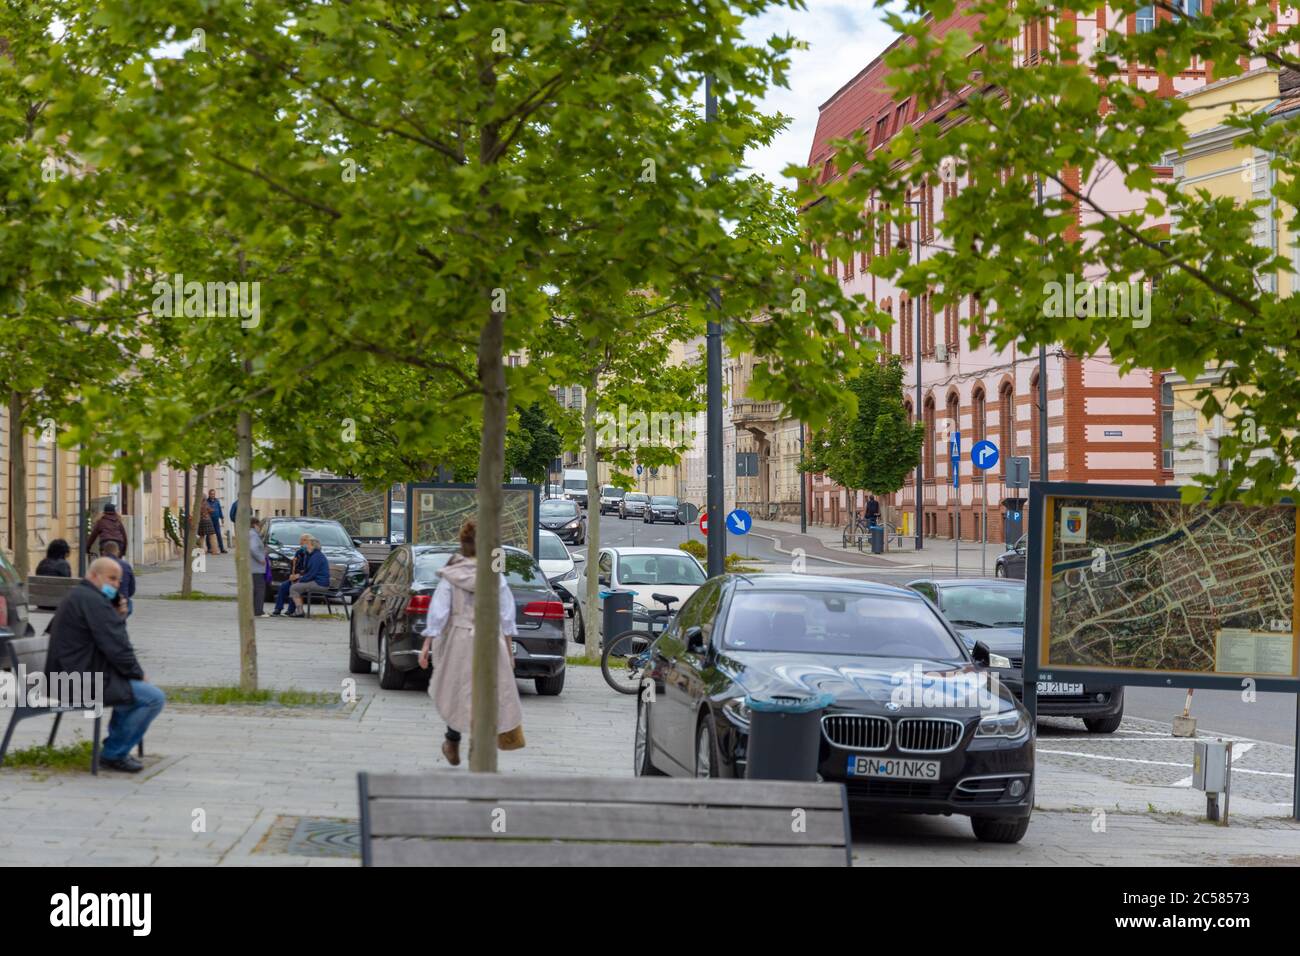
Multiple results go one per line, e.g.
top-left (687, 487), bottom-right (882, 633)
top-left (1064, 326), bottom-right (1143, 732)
top-left (101, 583), bottom-right (119, 601)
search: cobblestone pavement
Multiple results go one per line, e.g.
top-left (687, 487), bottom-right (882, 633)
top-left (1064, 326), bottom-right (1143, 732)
top-left (1, 553), bottom-right (1298, 866)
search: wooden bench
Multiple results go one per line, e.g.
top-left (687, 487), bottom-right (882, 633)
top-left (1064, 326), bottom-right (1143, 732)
top-left (357, 772), bottom-right (852, 866)
top-left (0, 634), bottom-right (142, 775)
top-left (303, 564), bottom-right (352, 621)
top-left (26, 575), bottom-right (79, 611)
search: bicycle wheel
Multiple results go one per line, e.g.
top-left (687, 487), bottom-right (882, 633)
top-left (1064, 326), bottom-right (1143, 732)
top-left (601, 628), bottom-right (652, 695)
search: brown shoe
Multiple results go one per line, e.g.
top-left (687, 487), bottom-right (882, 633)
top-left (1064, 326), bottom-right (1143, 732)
top-left (441, 738), bottom-right (460, 766)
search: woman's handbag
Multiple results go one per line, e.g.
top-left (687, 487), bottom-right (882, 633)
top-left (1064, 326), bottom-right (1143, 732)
top-left (498, 724), bottom-right (526, 751)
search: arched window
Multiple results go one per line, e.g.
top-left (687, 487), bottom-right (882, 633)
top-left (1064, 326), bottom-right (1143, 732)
top-left (946, 391), bottom-right (961, 484)
top-left (998, 381), bottom-right (1015, 476)
top-left (972, 387), bottom-right (986, 444)
top-left (923, 395), bottom-right (937, 479)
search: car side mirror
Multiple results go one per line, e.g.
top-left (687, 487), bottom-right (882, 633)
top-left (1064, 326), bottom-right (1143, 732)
top-left (685, 626), bottom-right (707, 654)
top-left (352, 537), bottom-right (363, 547)
top-left (971, 640), bottom-right (991, 666)
top-left (573, 553), bottom-right (586, 564)
top-left (598, 573), bottom-right (610, 586)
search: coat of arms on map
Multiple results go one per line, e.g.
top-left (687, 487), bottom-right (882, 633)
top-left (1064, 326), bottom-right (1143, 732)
top-left (1060, 506), bottom-right (1088, 543)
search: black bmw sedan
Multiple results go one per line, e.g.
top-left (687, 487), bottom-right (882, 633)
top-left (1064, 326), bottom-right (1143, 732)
top-left (348, 543), bottom-right (567, 695)
top-left (635, 574), bottom-right (1034, 843)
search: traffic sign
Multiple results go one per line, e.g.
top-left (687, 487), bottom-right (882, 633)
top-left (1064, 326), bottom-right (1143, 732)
top-left (1007, 456), bottom-right (1031, 488)
top-left (635, 464), bottom-right (643, 476)
top-left (699, 511), bottom-right (708, 535)
top-left (971, 439), bottom-right (999, 471)
top-left (678, 501), bottom-right (699, 524)
top-left (949, 430), bottom-right (961, 489)
top-left (727, 508), bottom-right (752, 535)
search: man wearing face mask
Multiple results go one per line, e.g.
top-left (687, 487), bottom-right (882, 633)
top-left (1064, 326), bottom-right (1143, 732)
top-left (44, 557), bottom-right (165, 773)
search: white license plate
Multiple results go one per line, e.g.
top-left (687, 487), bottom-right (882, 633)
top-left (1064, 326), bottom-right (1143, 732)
top-left (1037, 681), bottom-right (1083, 695)
top-left (511, 641), bottom-right (518, 655)
top-left (846, 756), bottom-right (941, 781)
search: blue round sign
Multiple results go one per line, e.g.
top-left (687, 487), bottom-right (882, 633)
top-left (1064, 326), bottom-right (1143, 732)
top-left (635, 464), bottom-right (643, 476)
top-left (726, 508), bottom-right (752, 535)
top-left (971, 439), bottom-right (999, 471)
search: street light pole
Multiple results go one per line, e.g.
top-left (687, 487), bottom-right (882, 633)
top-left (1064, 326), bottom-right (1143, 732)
top-left (1036, 174), bottom-right (1049, 482)
top-left (903, 198), bottom-right (924, 551)
top-left (798, 427), bottom-right (807, 534)
top-left (705, 75), bottom-right (725, 576)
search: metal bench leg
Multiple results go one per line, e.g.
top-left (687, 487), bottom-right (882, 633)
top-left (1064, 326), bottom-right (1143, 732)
top-left (47, 711), bottom-right (63, 747)
top-left (91, 715), bottom-right (101, 776)
top-left (0, 710), bottom-right (19, 768)
top-left (305, 593), bottom-right (312, 619)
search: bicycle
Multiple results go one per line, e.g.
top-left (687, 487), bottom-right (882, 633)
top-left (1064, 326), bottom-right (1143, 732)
top-left (600, 591), bottom-right (678, 694)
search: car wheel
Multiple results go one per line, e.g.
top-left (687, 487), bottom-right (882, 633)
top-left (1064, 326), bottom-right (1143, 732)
top-left (377, 630), bottom-right (405, 690)
top-left (971, 815), bottom-right (1031, 844)
top-left (995, 564), bottom-right (1005, 577)
top-left (347, 618), bottom-right (370, 675)
top-left (1084, 713), bottom-right (1123, 734)
top-left (694, 716), bottom-right (718, 778)
top-left (535, 669), bottom-right (565, 696)
top-left (573, 603), bottom-right (585, 644)
top-left (635, 696), bottom-right (666, 777)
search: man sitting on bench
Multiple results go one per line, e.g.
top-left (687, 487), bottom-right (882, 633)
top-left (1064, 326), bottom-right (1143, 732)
top-left (287, 535), bottom-right (332, 619)
top-left (44, 558), bottom-right (165, 773)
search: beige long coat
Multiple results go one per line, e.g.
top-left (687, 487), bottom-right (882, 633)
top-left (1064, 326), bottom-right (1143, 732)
top-left (423, 555), bottom-right (523, 735)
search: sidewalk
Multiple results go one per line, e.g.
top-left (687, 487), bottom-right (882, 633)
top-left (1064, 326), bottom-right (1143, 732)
top-left (750, 517), bottom-right (1011, 576)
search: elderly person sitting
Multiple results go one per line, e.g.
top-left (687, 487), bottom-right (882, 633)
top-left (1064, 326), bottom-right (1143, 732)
top-left (287, 535), bottom-right (332, 618)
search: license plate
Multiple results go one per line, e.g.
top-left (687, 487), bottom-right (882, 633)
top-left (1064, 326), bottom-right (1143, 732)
top-left (846, 756), bottom-right (941, 781)
top-left (511, 641), bottom-right (518, 656)
top-left (1037, 681), bottom-right (1083, 695)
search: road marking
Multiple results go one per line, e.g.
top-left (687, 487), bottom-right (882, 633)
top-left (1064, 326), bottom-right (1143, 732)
top-left (1040, 745), bottom-right (1291, 777)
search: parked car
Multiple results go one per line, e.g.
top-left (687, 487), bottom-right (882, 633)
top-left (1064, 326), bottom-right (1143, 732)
top-left (906, 577), bottom-right (1124, 733)
top-left (619, 492), bottom-right (650, 519)
top-left (262, 517), bottom-right (369, 599)
top-left (995, 535), bottom-right (1027, 579)
top-left (573, 546), bottom-right (706, 642)
top-left (538, 529), bottom-right (584, 630)
top-left (348, 543), bottom-right (567, 694)
top-left (598, 485), bottom-right (626, 515)
top-left (635, 574), bottom-right (1034, 843)
top-left (0, 550), bottom-right (33, 636)
top-left (539, 498), bottom-right (586, 544)
top-left (643, 495), bottom-right (684, 524)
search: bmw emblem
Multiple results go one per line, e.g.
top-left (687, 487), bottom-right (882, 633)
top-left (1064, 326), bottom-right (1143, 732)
top-left (885, 701), bottom-right (901, 712)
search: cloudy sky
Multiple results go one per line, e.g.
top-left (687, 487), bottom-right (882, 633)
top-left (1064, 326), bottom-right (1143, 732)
top-left (740, 0), bottom-right (897, 187)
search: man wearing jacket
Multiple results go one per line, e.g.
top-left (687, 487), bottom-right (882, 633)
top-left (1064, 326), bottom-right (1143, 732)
top-left (288, 536), bottom-right (332, 618)
top-left (85, 502), bottom-right (129, 556)
top-left (206, 490), bottom-right (227, 554)
top-left (270, 533), bottom-right (312, 616)
top-left (44, 558), bottom-right (165, 773)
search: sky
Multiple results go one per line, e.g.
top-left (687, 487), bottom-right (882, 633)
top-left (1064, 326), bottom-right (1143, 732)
top-left (740, 0), bottom-right (898, 188)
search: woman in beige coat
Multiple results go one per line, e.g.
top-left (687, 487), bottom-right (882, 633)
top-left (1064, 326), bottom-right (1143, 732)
top-left (417, 519), bottom-right (524, 766)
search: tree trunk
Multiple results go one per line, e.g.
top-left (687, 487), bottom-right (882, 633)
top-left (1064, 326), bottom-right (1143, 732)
top-left (236, 401), bottom-right (257, 691)
top-left (8, 392), bottom-right (28, 579)
top-left (470, 306), bottom-right (506, 773)
top-left (181, 463), bottom-right (205, 597)
top-left (583, 370), bottom-right (602, 661)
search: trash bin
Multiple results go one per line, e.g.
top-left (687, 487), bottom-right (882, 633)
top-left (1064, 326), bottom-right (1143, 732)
top-left (744, 692), bottom-right (834, 781)
top-left (600, 589), bottom-right (633, 647)
top-left (869, 525), bottom-right (884, 554)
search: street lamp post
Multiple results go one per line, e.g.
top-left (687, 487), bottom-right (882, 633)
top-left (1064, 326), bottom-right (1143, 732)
top-left (705, 75), bottom-right (725, 577)
top-left (900, 197), bottom-right (924, 551)
top-left (1036, 174), bottom-right (1049, 481)
top-left (798, 427), bottom-right (807, 534)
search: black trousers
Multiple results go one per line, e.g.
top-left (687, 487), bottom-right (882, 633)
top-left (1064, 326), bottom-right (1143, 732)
top-left (252, 574), bottom-right (266, 616)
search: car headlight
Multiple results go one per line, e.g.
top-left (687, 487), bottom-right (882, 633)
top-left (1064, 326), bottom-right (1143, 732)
top-left (976, 710), bottom-right (1029, 740)
top-left (565, 519), bottom-right (581, 529)
top-left (989, 652), bottom-right (1012, 669)
top-left (722, 696), bottom-right (751, 726)
top-left (556, 567), bottom-right (579, 583)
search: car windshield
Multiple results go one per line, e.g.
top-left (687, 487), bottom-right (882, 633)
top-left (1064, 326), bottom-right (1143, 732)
top-left (617, 553), bottom-right (705, 586)
top-left (415, 550), bottom-right (545, 586)
top-left (540, 500), bottom-right (578, 516)
top-left (650, 496), bottom-right (677, 505)
top-left (267, 522), bottom-right (353, 548)
top-left (724, 590), bottom-right (966, 659)
top-left (602, 487), bottom-right (625, 498)
top-left (538, 534), bottom-right (570, 561)
top-left (625, 494), bottom-right (648, 503)
top-left (939, 585), bottom-right (1025, 629)
top-left (563, 478), bottom-right (587, 490)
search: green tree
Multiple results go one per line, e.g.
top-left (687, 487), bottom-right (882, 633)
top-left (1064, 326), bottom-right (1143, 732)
top-left (507, 403), bottom-right (563, 486)
top-left (804, 357), bottom-right (924, 497)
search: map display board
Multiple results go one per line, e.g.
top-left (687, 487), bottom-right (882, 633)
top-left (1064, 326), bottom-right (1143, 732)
top-left (406, 483), bottom-right (539, 556)
top-left (302, 480), bottom-right (389, 541)
top-left (1031, 486), bottom-right (1299, 685)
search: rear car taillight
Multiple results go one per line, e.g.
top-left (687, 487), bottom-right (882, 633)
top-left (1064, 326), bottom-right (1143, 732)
top-left (405, 594), bottom-right (432, 615)
top-left (0, 595), bottom-right (8, 624)
top-left (522, 600), bottom-right (565, 620)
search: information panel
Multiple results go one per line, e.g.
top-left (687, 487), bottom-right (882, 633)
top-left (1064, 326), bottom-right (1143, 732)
top-left (302, 479), bottom-right (389, 542)
top-left (405, 483), bottom-right (539, 556)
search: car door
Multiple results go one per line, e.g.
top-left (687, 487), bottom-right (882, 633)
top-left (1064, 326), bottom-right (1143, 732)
top-left (1008, 537), bottom-right (1027, 579)
top-left (657, 580), bottom-right (723, 773)
top-left (358, 550), bottom-right (399, 656)
top-left (376, 547), bottom-right (412, 642)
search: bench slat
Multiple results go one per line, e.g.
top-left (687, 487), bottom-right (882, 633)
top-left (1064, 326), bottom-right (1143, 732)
top-left (364, 773), bottom-right (844, 810)
top-left (6, 635), bottom-right (48, 673)
top-left (368, 799), bottom-right (846, 846)
top-left (369, 839), bottom-right (849, 867)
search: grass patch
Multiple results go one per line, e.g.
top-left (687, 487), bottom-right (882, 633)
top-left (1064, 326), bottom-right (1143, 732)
top-left (159, 591), bottom-right (236, 601)
top-left (2, 740), bottom-right (93, 771)
top-left (160, 685), bottom-right (338, 708)
top-left (565, 655), bottom-right (604, 667)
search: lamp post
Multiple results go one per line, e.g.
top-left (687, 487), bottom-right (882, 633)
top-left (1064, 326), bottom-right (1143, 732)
top-left (705, 75), bottom-right (726, 576)
top-left (1036, 174), bottom-right (1048, 481)
top-left (899, 197), bottom-right (924, 550)
top-left (798, 427), bottom-right (807, 534)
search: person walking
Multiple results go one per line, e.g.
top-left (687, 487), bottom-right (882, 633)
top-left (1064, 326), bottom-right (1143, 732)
top-left (248, 517), bottom-right (269, 617)
top-left (198, 501), bottom-right (218, 555)
top-left (36, 539), bottom-right (73, 577)
top-left (85, 502), bottom-right (128, 557)
top-left (44, 558), bottom-right (165, 773)
top-left (205, 490), bottom-right (227, 554)
top-left (417, 519), bottom-right (524, 766)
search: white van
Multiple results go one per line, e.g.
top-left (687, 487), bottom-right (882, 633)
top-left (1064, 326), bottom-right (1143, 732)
top-left (562, 468), bottom-right (588, 508)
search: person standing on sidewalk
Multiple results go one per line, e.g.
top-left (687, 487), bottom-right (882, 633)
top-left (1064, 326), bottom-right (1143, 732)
top-left (248, 516), bottom-right (269, 617)
top-left (417, 519), bottom-right (524, 766)
top-left (205, 490), bottom-right (227, 554)
top-left (865, 495), bottom-right (881, 528)
top-left (86, 502), bottom-right (128, 557)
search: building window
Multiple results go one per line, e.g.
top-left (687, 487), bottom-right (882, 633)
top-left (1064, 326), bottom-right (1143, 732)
top-left (999, 383), bottom-right (1016, 474)
top-left (1173, 0), bottom-right (1200, 18)
top-left (924, 397), bottom-right (937, 479)
top-left (973, 388), bottom-right (986, 444)
top-left (872, 115), bottom-right (890, 148)
top-left (1136, 5), bottom-right (1155, 32)
top-left (1162, 378), bottom-right (1175, 470)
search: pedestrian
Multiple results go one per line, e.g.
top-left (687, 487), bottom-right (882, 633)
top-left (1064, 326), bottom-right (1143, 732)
top-left (865, 494), bottom-right (881, 528)
top-left (205, 489), bottom-right (227, 554)
top-left (270, 533), bottom-right (312, 616)
top-left (36, 539), bottom-right (73, 577)
top-left (417, 518), bottom-right (524, 766)
top-left (248, 517), bottom-right (269, 617)
top-left (85, 502), bottom-right (128, 557)
top-left (99, 540), bottom-right (136, 618)
top-left (198, 501), bottom-right (218, 555)
top-left (287, 535), bottom-right (331, 618)
top-left (43, 557), bottom-right (165, 773)
top-left (230, 499), bottom-right (238, 529)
